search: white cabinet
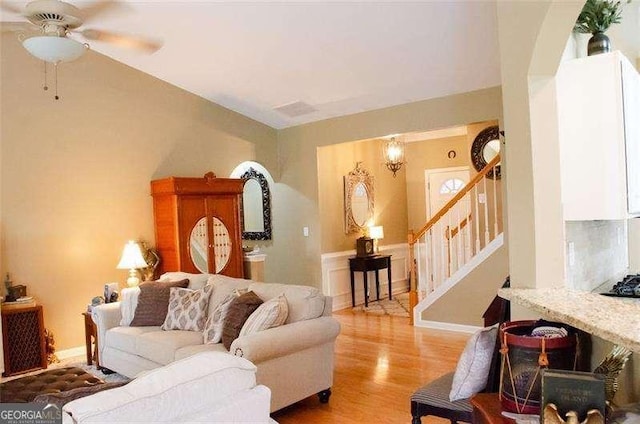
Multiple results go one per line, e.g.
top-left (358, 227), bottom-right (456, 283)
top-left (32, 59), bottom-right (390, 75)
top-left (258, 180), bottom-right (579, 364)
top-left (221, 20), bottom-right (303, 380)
top-left (556, 51), bottom-right (640, 220)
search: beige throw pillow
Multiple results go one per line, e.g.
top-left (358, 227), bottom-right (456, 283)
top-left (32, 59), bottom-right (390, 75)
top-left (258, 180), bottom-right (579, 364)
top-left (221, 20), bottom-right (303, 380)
top-left (204, 292), bottom-right (237, 344)
top-left (449, 326), bottom-right (498, 401)
top-left (161, 285), bottom-right (213, 332)
top-left (239, 294), bottom-right (288, 337)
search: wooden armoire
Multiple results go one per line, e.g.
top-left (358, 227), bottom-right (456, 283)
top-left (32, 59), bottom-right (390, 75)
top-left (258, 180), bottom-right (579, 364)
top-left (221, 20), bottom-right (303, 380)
top-left (151, 172), bottom-right (245, 277)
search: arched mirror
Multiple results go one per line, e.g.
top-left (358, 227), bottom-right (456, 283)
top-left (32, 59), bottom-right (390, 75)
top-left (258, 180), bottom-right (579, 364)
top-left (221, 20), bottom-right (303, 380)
top-left (240, 167), bottom-right (272, 240)
top-left (189, 216), bottom-right (232, 273)
top-left (470, 125), bottom-right (501, 179)
top-left (189, 217), bottom-right (209, 273)
top-left (344, 162), bottom-right (374, 234)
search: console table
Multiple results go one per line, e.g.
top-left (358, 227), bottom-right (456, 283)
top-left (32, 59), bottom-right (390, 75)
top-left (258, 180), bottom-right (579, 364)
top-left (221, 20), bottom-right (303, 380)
top-left (348, 255), bottom-right (392, 307)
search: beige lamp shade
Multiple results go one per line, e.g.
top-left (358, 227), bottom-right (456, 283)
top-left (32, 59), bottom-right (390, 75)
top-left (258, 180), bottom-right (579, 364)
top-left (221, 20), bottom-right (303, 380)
top-left (117, 241), bottom-right (148, 287)
top-left (369, 225), bottom-right (384, 240)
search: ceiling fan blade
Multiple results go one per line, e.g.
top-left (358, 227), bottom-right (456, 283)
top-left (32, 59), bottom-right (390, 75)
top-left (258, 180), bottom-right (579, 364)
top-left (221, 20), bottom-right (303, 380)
top-left (78, 0), bottom-right (128, 22)
top-left (0, 21), bottom-right (36, 33)
top-left (79, 28), bottom-right (162, 53)
top-left (0, 2), bottom-right (23, 15)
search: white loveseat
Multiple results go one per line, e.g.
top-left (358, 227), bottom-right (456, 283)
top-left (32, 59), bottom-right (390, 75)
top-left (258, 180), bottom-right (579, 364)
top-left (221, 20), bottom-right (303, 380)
top-left (63, 351), bottom-right (275, 423)
top-left (92, 273), bottom-right (341, 412)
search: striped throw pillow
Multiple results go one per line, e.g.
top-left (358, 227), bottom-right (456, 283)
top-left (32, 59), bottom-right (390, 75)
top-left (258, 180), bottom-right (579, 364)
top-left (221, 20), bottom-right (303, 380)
top-left (239, 294), bottom-right (288, 337)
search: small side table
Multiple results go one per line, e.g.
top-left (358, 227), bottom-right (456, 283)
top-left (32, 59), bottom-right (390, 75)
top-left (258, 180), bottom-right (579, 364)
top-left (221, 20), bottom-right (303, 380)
top-left (470, 393), bottom-right (515, 424)
top-left (348, 255), bottom-right (392, 307)
top-left (82, 312), bottom-right (99, 367)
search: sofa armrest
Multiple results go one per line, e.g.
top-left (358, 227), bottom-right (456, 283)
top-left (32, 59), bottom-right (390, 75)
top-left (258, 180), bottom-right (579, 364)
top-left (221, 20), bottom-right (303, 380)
top-left (91, 302), bottom-right (122, 357)
top-left (230, 316), bottom-right (340, 363)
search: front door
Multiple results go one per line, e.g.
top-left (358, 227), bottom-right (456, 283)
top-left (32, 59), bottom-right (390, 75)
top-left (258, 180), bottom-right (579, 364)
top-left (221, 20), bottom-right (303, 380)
top-left (423, 167), bottom-right (471, 289)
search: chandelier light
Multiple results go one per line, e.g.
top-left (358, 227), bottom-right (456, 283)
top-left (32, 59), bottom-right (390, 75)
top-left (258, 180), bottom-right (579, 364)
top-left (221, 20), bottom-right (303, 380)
top-left (383, 136), bottom-right (405, 177)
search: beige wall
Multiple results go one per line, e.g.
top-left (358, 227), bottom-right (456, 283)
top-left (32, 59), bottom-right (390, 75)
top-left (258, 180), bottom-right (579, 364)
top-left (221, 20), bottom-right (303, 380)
top-left (317, 139), bottom-right (408, 253)
top-left (0, 35), bottom-right (277, 350)
top-left (276, 87), bottom-right (503, 289)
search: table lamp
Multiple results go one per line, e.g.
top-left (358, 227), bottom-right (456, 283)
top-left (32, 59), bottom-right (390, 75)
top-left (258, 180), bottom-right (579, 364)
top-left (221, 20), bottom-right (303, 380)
top-left (369, 225), bottom-right (384, 253)
top-left (116, 240), bottom-right (148, 287)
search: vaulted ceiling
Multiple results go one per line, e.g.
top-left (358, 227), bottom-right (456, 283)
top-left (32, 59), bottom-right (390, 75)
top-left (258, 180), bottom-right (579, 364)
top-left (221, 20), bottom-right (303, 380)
top-left (2, 1), bottom-right (502, 129)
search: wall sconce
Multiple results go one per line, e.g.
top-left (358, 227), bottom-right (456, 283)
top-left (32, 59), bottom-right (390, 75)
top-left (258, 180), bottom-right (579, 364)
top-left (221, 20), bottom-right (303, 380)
top-left (116, 240), bottom-right (148, 287)
top-left (368, 225), bottom-right (384, 253)
top-left (383, 136), bottom-right (405, 177)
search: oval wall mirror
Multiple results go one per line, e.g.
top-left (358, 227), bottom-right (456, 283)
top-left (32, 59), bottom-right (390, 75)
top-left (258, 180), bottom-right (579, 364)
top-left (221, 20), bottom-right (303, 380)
top-left (351, 182), bottom-right (370, 227)
top-left (240, 167), bottom-right (272, 240)
top-left (344, 162), bottom-right (374, 234)
top-left (189, 217), bottom-right (209, 273)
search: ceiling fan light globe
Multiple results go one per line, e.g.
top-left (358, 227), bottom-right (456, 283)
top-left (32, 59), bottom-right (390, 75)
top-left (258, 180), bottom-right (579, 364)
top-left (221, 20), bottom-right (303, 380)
top-left (22, 36), bottom-right (86, 63)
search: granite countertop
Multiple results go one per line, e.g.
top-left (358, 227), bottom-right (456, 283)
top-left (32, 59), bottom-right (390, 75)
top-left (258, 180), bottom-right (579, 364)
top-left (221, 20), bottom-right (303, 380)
top-left (499, 288), bottom-right (640, 353)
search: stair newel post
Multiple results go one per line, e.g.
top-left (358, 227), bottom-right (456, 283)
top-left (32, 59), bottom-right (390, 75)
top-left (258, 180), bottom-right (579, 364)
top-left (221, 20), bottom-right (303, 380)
top-left (408, 230), bottom-right (418, 325)
top-left (493, 166), bottom-right (499, 238)
top-left (474, 185), bottom-right (481, 254)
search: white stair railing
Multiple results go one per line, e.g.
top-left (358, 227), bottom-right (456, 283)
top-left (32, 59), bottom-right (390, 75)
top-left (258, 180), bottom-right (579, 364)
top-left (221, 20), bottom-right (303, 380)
top-left (408, 155), bottom-right (502, 323)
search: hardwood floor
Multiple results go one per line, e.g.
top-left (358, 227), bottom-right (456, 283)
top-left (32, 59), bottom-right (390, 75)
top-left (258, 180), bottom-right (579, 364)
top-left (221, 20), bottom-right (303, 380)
top-left (271, 309), bottom-right (471, 424)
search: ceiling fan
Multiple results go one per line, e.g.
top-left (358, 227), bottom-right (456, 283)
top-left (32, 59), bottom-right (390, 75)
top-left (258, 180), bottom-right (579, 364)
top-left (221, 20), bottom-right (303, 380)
top-left (1, 0), bottom-right (162, 63)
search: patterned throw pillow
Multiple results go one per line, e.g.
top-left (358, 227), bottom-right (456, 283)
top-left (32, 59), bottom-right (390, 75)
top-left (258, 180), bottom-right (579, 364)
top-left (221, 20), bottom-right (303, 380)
top-left (449, 326), bottom-right (498, 401)
top-left (130, 279), bottom-right (189, 327)
top-left (239, 294), bottom-right (288, 337)
top-left (221, 291), bottom-right (263, 350)
top-left (204, 292), bottom-right (238, 344)
top-left (161, 285), bottom-right (213, 332)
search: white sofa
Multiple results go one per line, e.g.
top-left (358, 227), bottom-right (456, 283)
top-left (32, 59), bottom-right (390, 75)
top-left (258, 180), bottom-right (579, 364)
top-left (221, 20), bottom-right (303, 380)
top-left (92, 273), bottom-right (341, 412)
top-left (63, 351), bottom-right (276, 423)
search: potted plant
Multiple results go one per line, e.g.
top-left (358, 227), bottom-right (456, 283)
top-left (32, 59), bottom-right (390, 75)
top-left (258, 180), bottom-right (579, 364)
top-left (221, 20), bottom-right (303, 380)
top-left (574, 0), bottom-right (631, 55)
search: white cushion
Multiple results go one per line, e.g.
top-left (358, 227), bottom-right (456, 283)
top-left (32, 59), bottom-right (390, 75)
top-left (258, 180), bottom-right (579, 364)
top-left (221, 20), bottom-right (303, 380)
top-left (240, 294), bottom-right (289, 337)
top-left (136, 330), bottom-right (204, 365)
top-left (105, 326), bottom-right (161, 355)
top-left (119, 287), bottom-right (141, 326)
top-left (175, 342), bottom-right (228, 361)
top-left (63, 351), bottom-right (258, 423)
top-left (449, 326), bottom-right (498, 401)
top-left (249, 283), bottom-right (325, 324)
top-left (159, 272), bottom-right (212, 290)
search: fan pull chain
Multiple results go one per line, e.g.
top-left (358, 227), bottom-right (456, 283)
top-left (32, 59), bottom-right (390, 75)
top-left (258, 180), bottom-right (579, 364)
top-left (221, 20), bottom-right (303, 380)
top-left (54, 63), bottom-right (59, 100)
top-left (43, 61), bottom-right (49, 92)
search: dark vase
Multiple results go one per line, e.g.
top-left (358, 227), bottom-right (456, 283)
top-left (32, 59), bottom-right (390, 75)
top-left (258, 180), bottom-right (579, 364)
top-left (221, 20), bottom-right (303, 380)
top-left (587, 32), bottom-right (611, 56)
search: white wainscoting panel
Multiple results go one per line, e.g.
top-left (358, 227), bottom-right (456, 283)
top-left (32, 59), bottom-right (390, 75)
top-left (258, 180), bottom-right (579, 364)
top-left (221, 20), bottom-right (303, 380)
top-left (321, 244), bottom-right (410, 311)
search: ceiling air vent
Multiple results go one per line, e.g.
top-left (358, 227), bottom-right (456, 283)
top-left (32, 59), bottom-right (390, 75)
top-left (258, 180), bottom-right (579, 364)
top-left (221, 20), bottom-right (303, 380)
top-left (273, 101), bottom-right (317, 118)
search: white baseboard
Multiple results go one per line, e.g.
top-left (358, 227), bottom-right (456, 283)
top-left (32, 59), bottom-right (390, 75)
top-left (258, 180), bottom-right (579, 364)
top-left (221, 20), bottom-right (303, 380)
top-left (56, 346), bottom-right (85, 360)
top-left (414, 320), bottom-right (482, 334)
